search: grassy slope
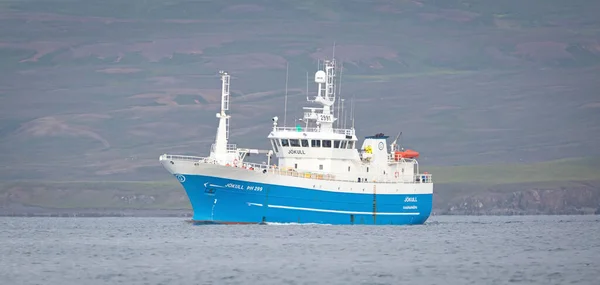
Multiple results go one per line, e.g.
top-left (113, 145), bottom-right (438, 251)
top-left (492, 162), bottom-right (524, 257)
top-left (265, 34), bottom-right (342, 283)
top-left (0, 180), bottom-right (188, 209)
top-left (424, 157), bottom-right (600, 184)
top-left (0, 0), bottom-right (599, 184)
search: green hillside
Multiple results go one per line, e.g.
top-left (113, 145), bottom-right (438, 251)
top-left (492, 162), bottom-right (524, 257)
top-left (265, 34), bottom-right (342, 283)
top-left (0, 0), bottom-right (599, 183)
top-left (424, 157), bottom-right (600, 184)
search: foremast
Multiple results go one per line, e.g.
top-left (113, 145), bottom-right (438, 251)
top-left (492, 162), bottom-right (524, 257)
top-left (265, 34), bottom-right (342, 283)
top-left (209, 71), bottom-right (234, 164)
top-left (209, 71), bottom-right (273, 165)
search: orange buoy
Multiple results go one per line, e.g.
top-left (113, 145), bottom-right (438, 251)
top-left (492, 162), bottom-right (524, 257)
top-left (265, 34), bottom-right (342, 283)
top-left (394, 149), bottom-right (420, 160)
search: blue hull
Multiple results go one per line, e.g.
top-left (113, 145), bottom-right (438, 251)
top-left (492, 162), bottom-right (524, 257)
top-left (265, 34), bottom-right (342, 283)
top-left (175, 174), bottom-right (432, 225)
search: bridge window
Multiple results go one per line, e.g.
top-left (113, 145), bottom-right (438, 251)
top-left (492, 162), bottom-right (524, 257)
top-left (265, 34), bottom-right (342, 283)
top-left (334, 140), bottom-right (341, 148)
top-left (311, 139), bottom-right (321, 147)
top-left (281, 139), bottom-right (289, 147)
top-left (348, 166), bottom-right (351, 172)
top-left (341, 141), bottom-right (347, 148)
top-left (322, 140), bottom-right (332, 148)
top-left (294, 163), bottom-right (297, 169)
top-left (347, 141), bottom-right (354, 149)
top-left (275, 139), bottom-right (281, 147)
top-left (367, 167), bottom-right (369, 172)
top-left (289, 139), bottom-right (300, 147)
top-left (301, 139), bottom-right (309, 147)
top-left (271, 139), bottom-right (279, 153)
top-left (319, 164), bottom-right (323, 170)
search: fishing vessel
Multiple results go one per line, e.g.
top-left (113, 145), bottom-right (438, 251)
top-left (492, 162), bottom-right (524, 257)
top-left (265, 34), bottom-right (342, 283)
top-left (159, 56), bottom-right (433, 225)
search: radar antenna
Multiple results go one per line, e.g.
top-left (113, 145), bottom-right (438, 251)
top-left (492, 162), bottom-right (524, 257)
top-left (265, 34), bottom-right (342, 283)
top-left (300, 43), bottom-right (345, 133)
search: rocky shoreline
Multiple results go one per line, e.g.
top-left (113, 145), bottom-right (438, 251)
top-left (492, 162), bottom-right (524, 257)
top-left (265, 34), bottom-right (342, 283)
top-left (433, 181), bottom-right (600, 216)
top-left (0, 204), bottom-right (193, 217)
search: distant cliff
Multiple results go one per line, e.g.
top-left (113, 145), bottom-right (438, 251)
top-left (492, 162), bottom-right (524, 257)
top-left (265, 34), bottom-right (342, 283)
top-left (433, 181), bottom-right (600, 215)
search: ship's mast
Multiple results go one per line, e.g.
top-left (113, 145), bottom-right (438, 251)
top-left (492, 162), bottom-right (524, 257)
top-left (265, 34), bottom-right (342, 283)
top-left (210, 71), bottom-right (231, 161)
top-left (221, 70), bottom-right (230, 140)
top-left (312, 58), bottom-right (337, 132)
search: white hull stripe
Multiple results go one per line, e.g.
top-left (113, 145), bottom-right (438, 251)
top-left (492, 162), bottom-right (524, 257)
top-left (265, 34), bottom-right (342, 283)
top-left (265, 204), bottom-right (420, 216)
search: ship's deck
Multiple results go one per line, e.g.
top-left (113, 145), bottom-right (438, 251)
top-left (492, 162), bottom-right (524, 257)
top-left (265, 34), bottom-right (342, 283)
top-left (160, 154), bottom-right (433, 184)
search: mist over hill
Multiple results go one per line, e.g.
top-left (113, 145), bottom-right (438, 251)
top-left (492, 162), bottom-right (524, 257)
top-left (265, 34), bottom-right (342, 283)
top-left (1, 0), bottom-right (599, 192)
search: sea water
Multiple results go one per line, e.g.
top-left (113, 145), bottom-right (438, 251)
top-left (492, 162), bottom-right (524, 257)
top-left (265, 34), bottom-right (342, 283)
top-left (1, 215), bottom-right (598, 285)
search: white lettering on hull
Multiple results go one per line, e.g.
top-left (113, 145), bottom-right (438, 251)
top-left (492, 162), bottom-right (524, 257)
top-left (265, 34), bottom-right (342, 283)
top-left (404, 197), bottom-right (418, 203)
top-left (225, 183), bottom-right (263, 192)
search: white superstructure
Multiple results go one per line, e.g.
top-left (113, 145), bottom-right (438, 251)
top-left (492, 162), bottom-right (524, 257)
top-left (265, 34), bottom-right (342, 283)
top-left (267, 58), bottom-right (428, 184)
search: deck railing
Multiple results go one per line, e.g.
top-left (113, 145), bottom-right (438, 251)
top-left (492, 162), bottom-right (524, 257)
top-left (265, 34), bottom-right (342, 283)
top-left (160, 154), bottom-right (208, 162)
top-left (210, 143), bottom-right (238, 153)
top-left (160, 154), bottom-right (432, 184)
top-left (415, 173), bottom-right (432, 183)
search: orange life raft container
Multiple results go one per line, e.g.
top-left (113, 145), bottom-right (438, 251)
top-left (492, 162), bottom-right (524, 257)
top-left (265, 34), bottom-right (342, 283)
top-left (394, 149), bottom-right (420, 160)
